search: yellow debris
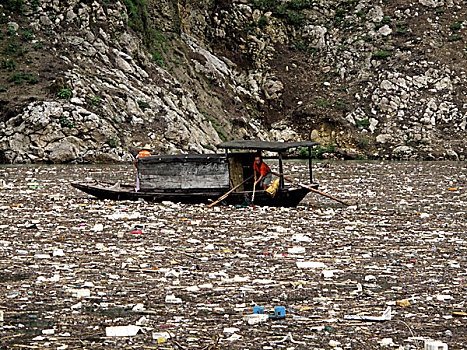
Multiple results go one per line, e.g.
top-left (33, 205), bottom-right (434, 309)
top-left (396, 299), bottom-right (410, 307)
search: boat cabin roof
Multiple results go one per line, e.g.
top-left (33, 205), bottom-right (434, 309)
top-left (138, 153), bottom-right (226, 164)
top-left (218, 140), bottom-right (319, 152)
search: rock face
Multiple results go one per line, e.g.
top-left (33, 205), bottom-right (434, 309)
top-left (0, 0), bottom-right (465, 162)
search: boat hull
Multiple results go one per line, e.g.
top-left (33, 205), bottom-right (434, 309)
top-left (70, 182), bottom-right (316, 207)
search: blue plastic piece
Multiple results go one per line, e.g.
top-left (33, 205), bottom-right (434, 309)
top-left (269, 306), bottom-right (286, 319)
top-left (253, 306), bottom-right (265, 314)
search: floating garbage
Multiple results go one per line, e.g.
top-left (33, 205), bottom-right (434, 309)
top-left (92, 223), bottom-right (104, 232)
top-left (296, 261), bottom-right (327, 269)
top-left (68, 289), bottom-right (91, 298)
top-left (344, 307), bottom-right (392, 321)
top-left (424, 340), bottom-right (448, 350)
top-left (152, 332), bottom-right (171, 343)
top-left (0, 162), bottom-right (465, 349)
top-left (165, 294), bottom-right (182, 304)
top-left (287, 246), bottom-right (306, 254)
top-left (243, 314), bottom-right (269, 325)
top-left (105, 326), bottom-right (143, 337)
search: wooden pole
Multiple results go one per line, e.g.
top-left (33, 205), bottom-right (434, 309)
top-left (308, 146), bottom-right (313, 184)
top-left (271, 171), bottom-right (352, 206)
top-left (207, 175), bottom-right (254, 208)
top-left (278, 152), bottom-right (284, 189)
top-left (252, 175), bottom-right (256, 203)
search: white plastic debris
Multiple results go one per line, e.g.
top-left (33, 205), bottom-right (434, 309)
top-left (70, 302), bottom-right (82, 310)
top-left (34, 253), bottom-right (51, 259)
top-left (136, 316), bottom-right (148, 326)
top-left (296, 261), bottom-right (327, 269)
top-left (243, 313), bottom-right (269, 325)
top-left (424, 340), bottom-right (448, 350)
top-left (53, 248), bottom-right (65, 257)
top-left (132, 303), bottom-right (145, 311)
top-left (165, 294), bottom-right (182, 304)
top-left (106, 212), bottom-right (141, 220)
top-left (292, 234), bottom-right (311, 242)
top-left (152, 332), bottom-right (171, 341)
top-left (344, 307), bottom-right (392, 321)
top-left (225, 333), bottom-right (243, 341)
top-left (223, 327), bottom-right (240, 333)
top-left (186, 285), bottom-right (200, 292)
top-left (379, 338), bottom-right (394, 346)
top-left (288, 246), bottom-right (305, 254)
top-left (436, 294), bottom-right (452, 301)
top-left (32, 336), bottom-right (46, 341)
top-left (271, 332), bottom-right (306, 345)
top-left (105, 325), bottom-right (143, 337)
top-left (69, 289), bottom-right (91, 298)
top-left (329, 339), bottom-right (341, 347)
top-left (203, 243), bottom-right (215, 250)
top-left (92, 223), bottom-right (104, 232)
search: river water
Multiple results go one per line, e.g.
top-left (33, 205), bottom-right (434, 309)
top-left (0, 161), bottom-right (465, 349)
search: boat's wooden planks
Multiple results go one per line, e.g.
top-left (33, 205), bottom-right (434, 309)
top-left (139, 161), bottom-right (229, 190)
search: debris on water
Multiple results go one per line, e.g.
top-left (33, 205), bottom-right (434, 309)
top-left (424, 340), bottom-right (449, 350)
top-left (243, 313), bottom-right (269, 325)
top-left (296, 261), bottom-right (327, 269)
top-left (344, 307), bottom-right (392, 321)
top-left (396, 299), bottom-right (411, 307)
top-left (0, 162), bottom-right (465, 349)
top-left (105, 325), bottom-right (143, 337)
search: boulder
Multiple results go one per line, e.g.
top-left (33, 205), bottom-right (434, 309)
top-left (47, 141), bottom-right (79, 163)
top-left (419, 0), bottom-right (444, 7)
top-left (263, 79), bottom-right (283, 100)
top-left (367, 6), bottom-right (384, 22)
top-left (378, 25), bottom-right (392, 36)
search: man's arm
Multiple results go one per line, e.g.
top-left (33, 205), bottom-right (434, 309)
top-left (254, 174), bottom-right (263, 185)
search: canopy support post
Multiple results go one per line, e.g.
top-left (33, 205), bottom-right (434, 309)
top-left (308, 146), bottom-right (313, 184)
top-left (278, 152), bottom-right (284, 189)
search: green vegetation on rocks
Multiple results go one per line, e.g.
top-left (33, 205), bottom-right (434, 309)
top-left (372, 50), bottom-right (391, 59)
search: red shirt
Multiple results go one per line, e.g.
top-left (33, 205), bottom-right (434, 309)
top-left (254, 161), bottom-right (271, 177)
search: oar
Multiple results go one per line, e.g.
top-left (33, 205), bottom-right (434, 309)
top-left (271, 171), bottom-right (352, 206)
top-left (252, 176), bottom-right (257, 203)
top-left (207, 175), bottom-right (254, 208)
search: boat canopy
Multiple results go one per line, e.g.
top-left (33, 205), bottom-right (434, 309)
top-left (218, 139), bottom-right (319, 187)
top-left (217, 140), bottom-right (319, 152)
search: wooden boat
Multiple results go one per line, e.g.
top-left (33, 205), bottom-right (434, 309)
top-left (71, 140), bottom-right (319, 207)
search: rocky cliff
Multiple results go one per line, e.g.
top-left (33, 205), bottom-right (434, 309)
top-left (0, 0), bottom-right (465, 163)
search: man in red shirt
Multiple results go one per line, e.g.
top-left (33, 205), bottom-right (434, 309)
top-left (253, 155), bottom-right (272, 190)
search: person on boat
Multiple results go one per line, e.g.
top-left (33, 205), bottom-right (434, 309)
top-left (135, 144), bottom-right (151, 191)
top-left (253, 155), bottom-right (272, 190)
